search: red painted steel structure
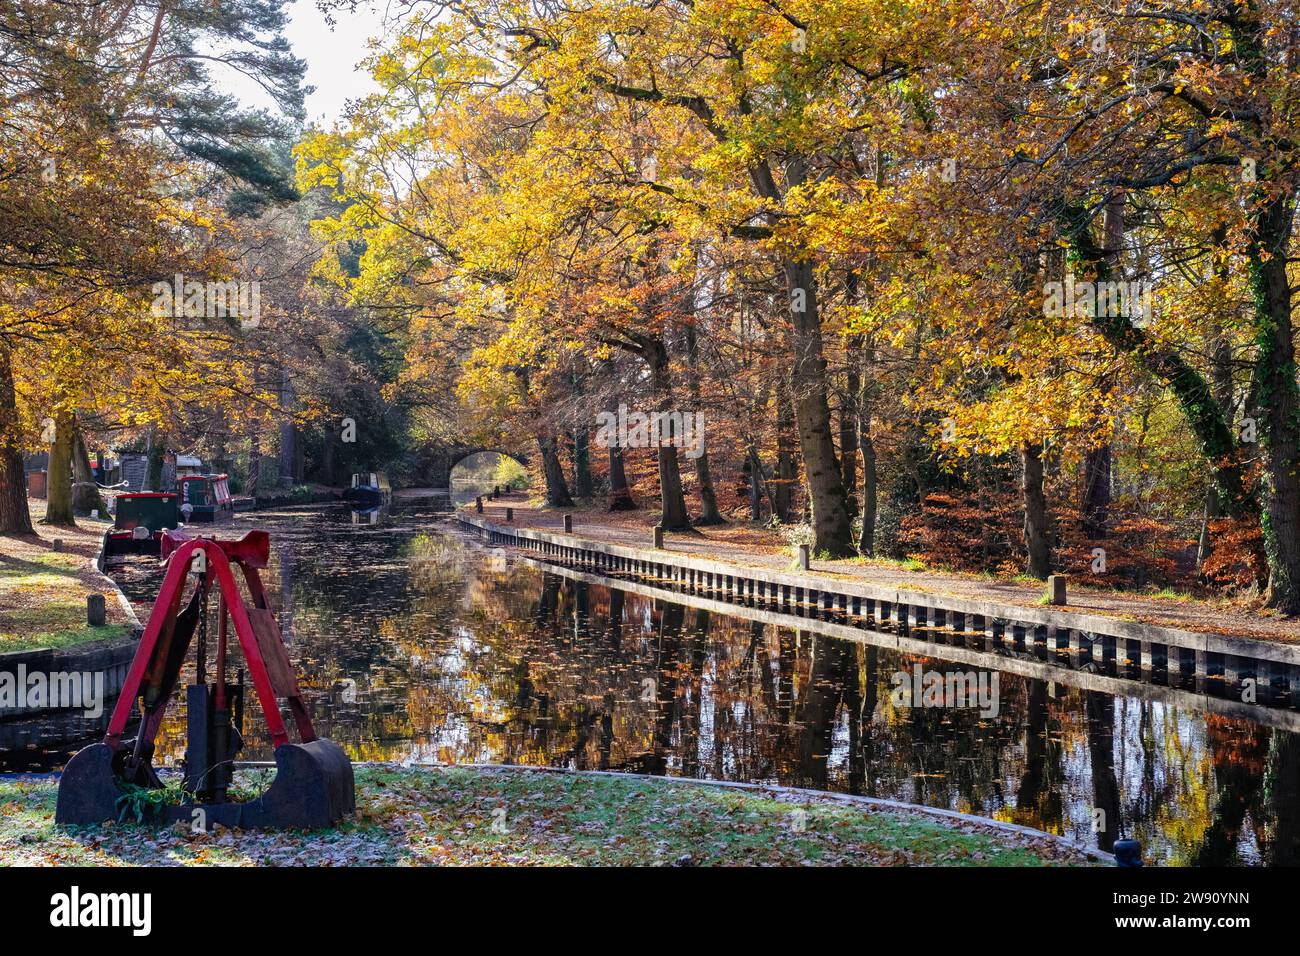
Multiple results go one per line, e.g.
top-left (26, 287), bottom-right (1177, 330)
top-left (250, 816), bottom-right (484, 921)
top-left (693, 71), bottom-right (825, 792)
top-left (103, 530), bottom-right (314, 752)
top-left (59, 526), bottom-right (354, 827)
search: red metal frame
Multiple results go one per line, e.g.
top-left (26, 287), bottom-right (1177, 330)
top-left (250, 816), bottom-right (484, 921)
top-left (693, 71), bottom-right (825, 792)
top-left (105, 532), bottom-right (315, 751)
top-left (160, 529), bottom-right (269, 567)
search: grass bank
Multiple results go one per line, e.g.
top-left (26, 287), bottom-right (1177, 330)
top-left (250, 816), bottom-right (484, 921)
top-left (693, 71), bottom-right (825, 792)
top-left (1, 501), bottom-right (132, 653)
top-left (0, 766), bottom-right (1098, 866)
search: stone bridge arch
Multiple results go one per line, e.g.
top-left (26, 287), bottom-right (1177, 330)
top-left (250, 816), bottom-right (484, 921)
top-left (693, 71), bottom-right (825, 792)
top-left (424, 445), bottom-right (529, 489)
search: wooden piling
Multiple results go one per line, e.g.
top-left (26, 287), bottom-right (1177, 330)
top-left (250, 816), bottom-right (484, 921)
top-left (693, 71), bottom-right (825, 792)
top-left (87, 593), bottom-right (106, 626)
top-left (1048, 574), bottom-right (1067, 605)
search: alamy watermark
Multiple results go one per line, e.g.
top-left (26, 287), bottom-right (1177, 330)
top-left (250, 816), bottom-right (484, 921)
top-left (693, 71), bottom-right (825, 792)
top-left (50, 887), bottom-right (151, 936)
top-left (1043, 273), bottom-right (1153, 326)
top-left (890, 663), bottom-right (999, 718)
top-left (594, 404), bottom-right (705, 459)
top-left (151, 273), bottom-right (261, 328)
top-left (0, 665), bottom-right (105, 718)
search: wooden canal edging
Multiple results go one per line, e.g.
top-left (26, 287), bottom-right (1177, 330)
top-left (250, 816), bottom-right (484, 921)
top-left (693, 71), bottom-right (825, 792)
top-left (456, 513), bottom-right (1300, 729)
top-left (526, 550), bottom-right (1300, 733)
top-left (0, 635), bottom-right (139, 750)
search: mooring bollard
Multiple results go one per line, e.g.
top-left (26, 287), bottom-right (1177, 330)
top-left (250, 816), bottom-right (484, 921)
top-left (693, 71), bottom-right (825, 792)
top-left (475, 495), bottom-right (483, 513)
top-left (87, 593), bottom-right (106, 626)
top-left (505, 507), bottom-right (513, 522)
top-left (1113, 839), bottom-right (1143, 867)
top-left (563, 513), bottom-right (573, 533)
top-left (1048, 574), bottom-right (1067, 606)
top-left (51, 538), bottom-right (63, 553)
top-left (653, 527), bottom-right (664, 549)
top-left (798, 544), bottom-right (810, 571)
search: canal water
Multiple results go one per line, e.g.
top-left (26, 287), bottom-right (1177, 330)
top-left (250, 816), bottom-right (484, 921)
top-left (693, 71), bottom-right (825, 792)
top-left (44, 507), bottom-right (1300, 864)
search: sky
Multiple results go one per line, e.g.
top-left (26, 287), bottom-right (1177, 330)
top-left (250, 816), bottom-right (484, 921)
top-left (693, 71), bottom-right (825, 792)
top-left (218, 0), bottom-right (392, 126)
top-left (286, 0), bottom-right (391, 124)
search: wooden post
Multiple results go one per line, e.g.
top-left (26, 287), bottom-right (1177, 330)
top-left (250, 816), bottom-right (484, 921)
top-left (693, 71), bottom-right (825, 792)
top-left (505, 507), bottom-right (513, 522)
top-left (653, 527), bottom-right (664, 549)
top-left (494, 485), bottom-right (501, 497)
top-left (87, 593), bottom-right (106, 626)
top-left (563, 514), bottom-right (573, 533)
top-left (1048, 574), bottom-right (1067, 605)
top-left (475, 496), bottom-right (483, 513)
top-left (798, 544), bottom-right (810, 571)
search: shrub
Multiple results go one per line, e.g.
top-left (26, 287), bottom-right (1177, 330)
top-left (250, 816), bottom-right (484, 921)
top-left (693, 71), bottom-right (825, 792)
top-left (898, 492), bottom-right (1022, 573)
top-left (1199, 517), bottom-right (1265, 591)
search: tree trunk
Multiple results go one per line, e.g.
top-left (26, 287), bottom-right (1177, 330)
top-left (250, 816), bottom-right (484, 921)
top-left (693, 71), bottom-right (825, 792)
top-left (746, 446), bottom-right (766, 521)
top-left (783, 255), bottom-right (854, 557)
top-left (71, 419), bottom-right (105, 514)
top-left (856, 338), bottom-right (878, 556)
top-left (840, 366), bottom-right (859, 517)
top-left (772, 377), bottom-right (797, 523)
top-left (607, 445), bottom-right (636, 510)
top-left (1082, 444), bottom-right (1111, 540)
top-left (72, 424), bottom-right (94, 485)
top-left (1247, 190), bottom-right (1300, 613)
top-left (44, 409), bottom-right (76, 527)
top-left (654, 434), bottom-right (691, 530)
top-left (572, 427), bottom-right (593, 499)
top-left (841, 280), bottom-right (864, 520)
top-left (146, 426), bottom-right (164, 491)
top-left (1082, 196), bottom-right (1123, 542)
top-left (1197, 481), bottom-right (1222, 574)
top-left (0, 344), bottom-right (35, 535)
top-left (537, 434), bottom-right (575, 507)
top-left (568, 368), bottom-right (594, 500)
top-left (747, 153), bottom-right (853, 552)
top-left (859, 427), bottom-right (878, 556)
top-left (248, 429), bottom-right (261, 496)
top-left (691, 450), bottom-right (724, 525)
top-left (278, 367), bottom-right (295, 489)
top-left (1022, 442), bottom-right (1051, 579)
top-left (645, 336), bottom-right (692, 531)
top-left (683, 321), bottom-right (724, 525)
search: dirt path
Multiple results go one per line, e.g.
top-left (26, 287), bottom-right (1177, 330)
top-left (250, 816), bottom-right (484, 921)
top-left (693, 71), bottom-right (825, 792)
top-left (467, 495), bottom-right (1300, 645)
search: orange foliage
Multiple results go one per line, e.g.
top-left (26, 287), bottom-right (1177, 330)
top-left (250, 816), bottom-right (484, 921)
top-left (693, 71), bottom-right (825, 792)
top-left (1200, 518), bottom-right (1266, 591)
top-left (899, 492), bottom-right (1022, 574)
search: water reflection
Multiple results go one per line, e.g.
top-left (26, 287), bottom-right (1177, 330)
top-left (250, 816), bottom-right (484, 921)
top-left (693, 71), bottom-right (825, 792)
top-left (87, 507), bottom-right (1300, 865)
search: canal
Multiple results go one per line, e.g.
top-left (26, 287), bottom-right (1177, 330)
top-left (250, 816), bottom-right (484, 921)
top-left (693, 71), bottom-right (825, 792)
top-left (54, 507), bottom-right (1300, 864)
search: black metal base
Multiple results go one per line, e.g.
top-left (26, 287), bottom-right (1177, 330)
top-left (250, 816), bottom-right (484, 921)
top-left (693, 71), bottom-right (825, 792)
top-left (55, 739), bottom-right (355, 829)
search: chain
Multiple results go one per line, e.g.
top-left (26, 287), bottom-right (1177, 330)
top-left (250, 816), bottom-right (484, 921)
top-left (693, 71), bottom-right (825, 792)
top-left (196, 575), bottom-right (209, 685)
